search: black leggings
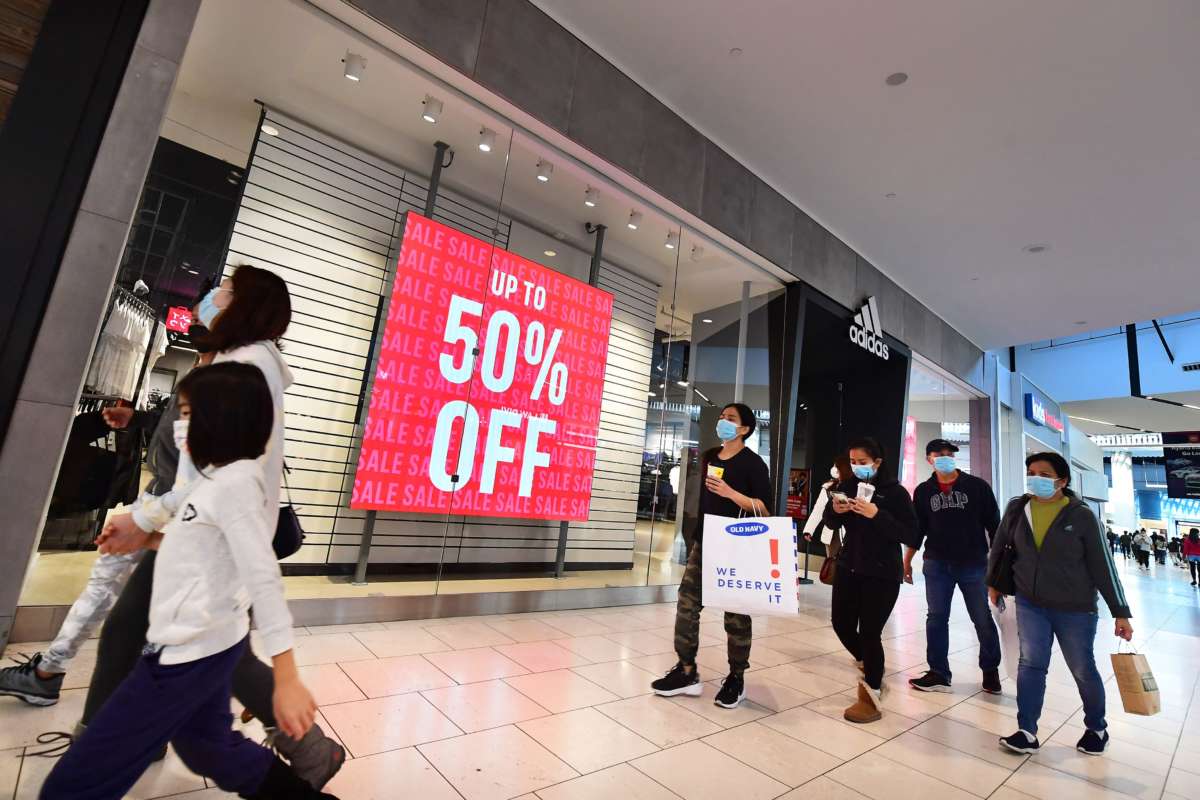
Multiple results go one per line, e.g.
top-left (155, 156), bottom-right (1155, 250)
top-left (82, 551), bottom-right (277, 727)
top-left (831, 568), bottom-right (901, 690)
top-left (1190, 560), bottom-right (1199, 583)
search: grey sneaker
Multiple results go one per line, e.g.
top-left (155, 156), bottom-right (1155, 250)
top-left (272, 723), bottom-right (346, 790)
top-left (0, 653), bottom-right (63, 706)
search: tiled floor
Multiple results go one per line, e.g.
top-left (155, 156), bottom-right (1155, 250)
top-left (2, 552), bottom-right (1199, 799)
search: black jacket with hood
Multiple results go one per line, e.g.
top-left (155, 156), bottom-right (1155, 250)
top-left (987, 490), bottom-right (1132, 618)
top-left (823, 476), bottom-right (920, 582)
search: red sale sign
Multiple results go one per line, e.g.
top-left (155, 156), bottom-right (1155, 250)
top-left (351, 212), bottom-right (614, 521)
top-left (165, 306), bottom-right (192, 333)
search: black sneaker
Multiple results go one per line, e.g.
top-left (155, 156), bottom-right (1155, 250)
top-left (1076, 728), bottom-right (1110, 756)
top-left (999, 730), bottom-right (1040, 754)
top-left (714, 673), bottom-right (746, 709)
top-left (982, 669), bottom-right (1002, 695)
top-left (908, 670), bottom-right (952, 693)
top-left (651, 663), bottom-right (702, 697)
top-left (0, 653), bottom-right (63, 706)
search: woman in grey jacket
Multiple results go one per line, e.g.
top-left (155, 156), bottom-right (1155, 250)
top-left (987, 452), bottom-right (1133, 758)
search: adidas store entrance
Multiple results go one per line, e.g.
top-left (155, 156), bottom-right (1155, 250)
top-left (787, 289), bottom-right (912, 514)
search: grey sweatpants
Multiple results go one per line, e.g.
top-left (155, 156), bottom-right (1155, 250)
top-left (40, 552), bottom-right (142, 674)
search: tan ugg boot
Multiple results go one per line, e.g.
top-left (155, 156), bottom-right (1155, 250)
top-left (844, 680), bottom-right (883, 724)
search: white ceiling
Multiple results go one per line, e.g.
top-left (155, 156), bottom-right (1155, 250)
top-left (533, 0), bottom-right (1200, 349)
top-left (1064, 391), bottom-right (1200, 435)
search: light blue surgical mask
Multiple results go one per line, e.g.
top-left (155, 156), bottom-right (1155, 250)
top-left (196, 287), bottom-right (224, 327)
top-left (716, 418), bottom-right (740, 442)
top-left (1025, 475), bottom-right (1058, 499)
top-left (932, 456), bottom-right (957, 474)
top-left (852, 463), bottom-right (877, 481)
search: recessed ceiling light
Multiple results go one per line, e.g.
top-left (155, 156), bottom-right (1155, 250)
top-left (536, 159), bottom-right (553, 182)
top-left (1023, 243), bottom-right (1050, 254)
top-left (702, 318), bottom-right (713, 324)
top-left (584, 187), bottom-right (599, 208)
top-left (885, 72), bottom-right (908, 86)
top-left (421, 95), bottom-right (442, 123)
top-left (1074, 320), bottom-right (1088, 326)
top-left (729, 47), bottom-right (743, 57)
top-left (478, 128), bottom-right (496, 152)
top-left (627, 210), bottom-right (642, 230)
top-left (665, 231), bottom-right (679, 250)
top-left (677, 380), bottom-right (689, 387)
top-left (690, 245), bottom-right (705, 261)
top-left (884, 192), bottom-right (897, 198)
top-left (260, 123), bottom-right (279, 137)
top-left (343, 52), bottom-right (366, 81)
top-left (647, 391), bottom-right (657, 397)
top-left (543, 249), bottom-right (557, 257)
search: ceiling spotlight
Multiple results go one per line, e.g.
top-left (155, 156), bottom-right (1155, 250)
top-left (702, 318), bottom-right (713, 324)
top-left (260, 123), bottom-right (279, 137)
top-left (729, 47), bottom-right (743, 57)
top-left (543, 249), bottom-right (557, 257)
top-left (690, 244), bottom-right (705, 261)
top-left (677, 380), bottom-right (689, 387)
top-left (421, 95), bottom-right (442, 123)
top-left (478, 127), bottom-right (496, 152)
top-left (343, 52), bottom-right (366, 81)
top-left (584, 187), bottom-right (599, 208)
top-left (885, 72), bottom-right (908, 86)
top-left (536, 159), bottom-right (553, 182)
top-left (884, 192), bottom-right (897, 199)
top-left (648, 391), bottom-right (658, 397)
top-left (1022, 243), bottom-right (1050, 254)
top-left (627, 210), bottom-right (642, 230)
top-left (1074, 320), bottom-right (1088, 326)
top-left (665, 231), bottom-right (679, 249)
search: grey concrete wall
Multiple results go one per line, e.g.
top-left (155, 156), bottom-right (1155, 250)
top-left (345, 0), bottom-right (985, 389)
top-left (0, 0), bottom-right (201, 653)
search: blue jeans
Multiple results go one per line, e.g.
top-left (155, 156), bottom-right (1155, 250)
top-left (923, 558), bottom-right (1001, 680)
top-left (1015, 596), bottom-right (1106, 736)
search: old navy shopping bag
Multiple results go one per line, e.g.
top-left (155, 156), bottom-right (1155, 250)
top-left (701, 514), bottom-right (799, 617)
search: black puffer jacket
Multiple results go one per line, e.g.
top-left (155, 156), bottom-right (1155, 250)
top-left (823, 477), bottom-right (920, 582)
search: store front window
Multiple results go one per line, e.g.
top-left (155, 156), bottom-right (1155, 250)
top-left (902, 358), bottom-right (990, 492)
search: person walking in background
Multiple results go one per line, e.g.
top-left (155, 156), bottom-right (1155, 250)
top-left (824, 437), bottom-right (920, 724)
top-left (904, 439), bottom-right (1003, 696)
top-left (76, 266), bottom-right (344, 789)
top-left (1184, 529), bottom-right (1200, 586)
top-left (1119, 530), bottom-right (1132, 559)
top-left (1153, 532), bottom-right (1168, 565)
top-left (40, 363), bottom-right (335, 799)
top-left (1106, 526), bottom-right (1118, 555)
top-left (987, 452), bottom-right (1133, 757)
top-left (1133, 530), bottom-right (1152, 570)
top-left (652, 403), bottom-right (772, 709)
top-left (1168, 535), bottom-right (1182, 567)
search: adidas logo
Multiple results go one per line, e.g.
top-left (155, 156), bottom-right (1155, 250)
top-left (849, 296), bottom-right (890, 360)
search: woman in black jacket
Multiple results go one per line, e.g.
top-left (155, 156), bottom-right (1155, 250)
top-left (823, 436), bottom-right (920, 724)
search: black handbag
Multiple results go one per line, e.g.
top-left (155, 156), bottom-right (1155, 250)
top-left (988, 539), bottom-right (1017, 596)
top-left (273, 462), bottom-right (306, 559)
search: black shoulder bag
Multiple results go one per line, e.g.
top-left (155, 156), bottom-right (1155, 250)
top-left (986, 503), bottom-right (1021, 596)
top-left (273, 462), bottom-right (306, 559)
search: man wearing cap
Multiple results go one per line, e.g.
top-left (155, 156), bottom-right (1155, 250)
top-left (905, 439), bottom-right (1003, 694)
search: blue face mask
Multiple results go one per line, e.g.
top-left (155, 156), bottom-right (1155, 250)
top-left (196, 287), bottom-right (224, 328)
top-left (716, 418), bottom-right (740, 442)
top-left (1025, 475), bottom-right (1058, 499)
top-left (852, 463), bottom-right (877, 481)
top-left (932, 456), bottom-right (957, 474)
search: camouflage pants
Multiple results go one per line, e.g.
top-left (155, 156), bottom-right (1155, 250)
top-left (674, 542), bottom-right (752, 675)
top-left (41, 551), bottom-right (143, 674)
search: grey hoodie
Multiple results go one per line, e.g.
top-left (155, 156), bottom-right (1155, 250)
top-left (988, 491), bottom-right (1132, 618)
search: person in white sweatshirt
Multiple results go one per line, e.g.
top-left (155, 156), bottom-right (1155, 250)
top-left (40, 362), bottom-right (336, 800)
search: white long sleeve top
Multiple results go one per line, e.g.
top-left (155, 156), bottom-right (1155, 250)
top-left (147, 459), bottom-right (294, 665)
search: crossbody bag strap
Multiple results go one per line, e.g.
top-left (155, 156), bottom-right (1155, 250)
top-left (282, 460), bottom-right (295, 506)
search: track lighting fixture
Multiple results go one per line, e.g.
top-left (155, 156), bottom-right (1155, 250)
top-left (478, 128), bottom-right (496, 152)
top-left (584, 187), bottom-right (599, 208)
top-left (665, 230), bottom-right (679, 249)
top-left (536, 159), bottom-right (553, 182)
top-left (421, 95), bottom-right (442, 123)
top-left (627, 211), bottom-right (642, 230)
top-left (343, 52), bottom-right (366, 81)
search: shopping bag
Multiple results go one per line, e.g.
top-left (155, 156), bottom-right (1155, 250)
top-left (1111, 644), bottom-right (1160, 716)
top-left (991, 597), bottom-right (1021, 681)
top-left (701, 514), bottom-right (799, 617)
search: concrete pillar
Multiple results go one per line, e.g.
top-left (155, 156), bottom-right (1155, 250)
top-left (1108, 451), bottom-right (1137, 534)
top-left (0, 0), bottom-right (201, 652)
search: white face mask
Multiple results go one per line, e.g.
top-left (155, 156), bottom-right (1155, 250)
top-left (830, 465), bottom-right (840, 479)
top-left (172, 419), bottom-right (189, 452)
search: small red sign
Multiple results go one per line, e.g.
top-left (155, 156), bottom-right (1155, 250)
top-left (351, 212), bottom-right (614, 521)
top-left (165, 306), bottom-right (192, 333)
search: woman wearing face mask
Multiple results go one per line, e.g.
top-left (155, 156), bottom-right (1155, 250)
top-left (652, 403), bottom-right (772, 710)
top-left (823, 437), bottom-right (920, 724)
top-left (987, 452), bottom-right (1132, 758)
top-left (80, 266), bottom-right (346, 790)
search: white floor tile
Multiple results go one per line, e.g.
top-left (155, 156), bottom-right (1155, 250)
top-left (1048, 722), bottom-right (1173, 776)
top-left (338, 654), bottom-right (456, 698)
top-left (1032, 741), bottom-right (1165, 799)
top-left (1165, 766), bottom-right (1200, 798)
top-left (296, 663), bottom-right (366, 706)
top-left (553, 635), bottom-right (637, 662)
top-left (291, 633), bottom-right (377, 665)
top-left (352, 628), bottom-right (453, 658)
top-left (776, 775), bottom-right (870, 800)
top-left (534, 763), bottom-right (679, 800)
top-left (874, 731), bottom-right (1014, 796)
top-left (758, 706), bottom-right (886, 760)
top-left (826, 750), bottom-right (976, 800)
top-left (427, 622), bottom-right (517, 650)
top-left (740, 675), bottom-right (814, 712)
top-left (319, 692), bottom-right (462, 757)
top-left (754, 663), bottom-right (856, 698)
top-left (517, 707), bottom-right (659, 773)
top-left (0, 688), bottom-right (86, 749)
top-left (323, 747), bottom-right (460, 799)
top-left (422, 680), bottom-right (550, 732)
top-left (419, 725), bottom-right (578, 800)
top-left (703, 721), bottom-right (843, 787)
top-left (0, 748), bottom-right (20, 799)
top-left (631, 740), bottom-right (789, 800)
top-left (668, 681), bottom-right (772, 728)
top-left (424, 647), bottom-right (530, 684)
top-left (604, 630), bottom-right (676, 656)
top-left (804, 692), bottom-right (923, 739)
top-left (496, 641), bottom-right (592, 672)
top-left (505, 669), bottom-right (620, 713)
top-left (594, 695), bottom-right (722, 748)
top-left (909, 715), bottom-right (1029, 768)
top-left (570, 659), bottom-right (657, 699)
top-left (540, 616), bottom-right (618, 637)
top-left (487, 619), bottom-right (571, 643)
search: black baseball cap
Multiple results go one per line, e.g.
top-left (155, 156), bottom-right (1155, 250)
top-left (925, 439), bottom-right (960, 455)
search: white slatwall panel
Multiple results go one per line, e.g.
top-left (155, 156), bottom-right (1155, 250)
top-left (226, 108), bottom-right (655, 569)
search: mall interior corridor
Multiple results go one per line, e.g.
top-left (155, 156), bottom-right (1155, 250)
top-left (3, 551), bottom-right (1197, 800)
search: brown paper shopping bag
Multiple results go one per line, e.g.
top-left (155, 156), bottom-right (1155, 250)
top-left (1110, 643), bottom-right (1160, 716)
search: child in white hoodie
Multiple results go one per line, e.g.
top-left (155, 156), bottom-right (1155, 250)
top-left (39, 362), bottom-right (336, 800)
